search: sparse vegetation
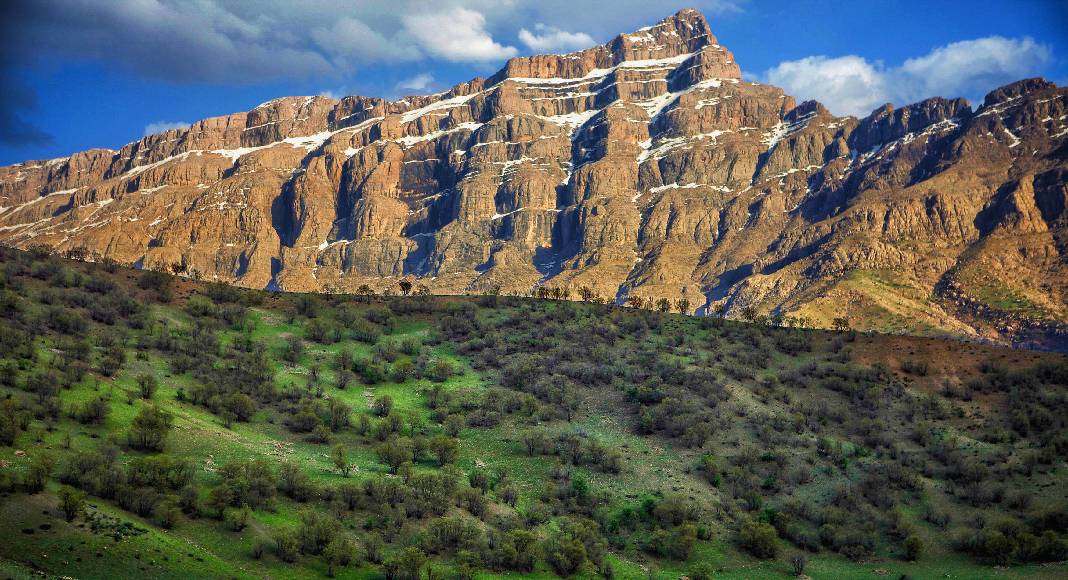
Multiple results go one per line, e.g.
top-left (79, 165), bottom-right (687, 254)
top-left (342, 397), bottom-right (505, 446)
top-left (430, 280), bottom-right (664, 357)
top-left (0, 246), bottom-right (1064, 579)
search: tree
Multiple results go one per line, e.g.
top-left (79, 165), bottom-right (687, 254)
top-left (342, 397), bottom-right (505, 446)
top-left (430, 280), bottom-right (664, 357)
top-left (59, 486), bottom-right (85, 522)
top-left (274, 528), bottom-right (299, 563)
top-left (522, 430), bottom-right (547, 456)
top-left (427, 359), bottom-right (454, 382)
top-left (690, 562), bottom-right (716, 580)
top-left (384, 546), bottom-right (426, 580)
top-left (372, 395), bottom-right (393, 417)
top-left (430, 434), bottom-right (459, 466)
top-left (443, 414), bottom-right (464, 437)
top-left (392, 359), bottom-right (414, 383)
top-left (223, 393), bottom-right (256, 422)
top-left (654, 523), bottom-right (698, 560)
top-left (156, 498), bottom-right (181, 529)
top-left (561, 387), bottom-right (581, 422)
top-left (128, 405), bottom-right (173, 451)
top-left (398, 279), bottom-right (413, 296)
top-left (739, 520), bottom-right (780, 559)
top-left (137, 374), bottom-right (158, 399)
top-left (790, 553), bottom-right (808, 576)
top-left (298, 511), bottom-right (341, 555)
top-left (331, 445), bottom-right (350, 476)
top-left (832, 316), bottom-right (851, 332)
top-left (74, 396), bottom-right (110, 425)
top-left (543, 532), bottom-right (587, 576)
top-left (23, 453), bottom-right (54, 493)
top-left (739, 304), bottom-right (759, 322)
top-left (579, 286), bottom-right (595, 301)
top-left (323, 537), bottom-right (357, 577)
top-left (377, 438), bottom-right (412, 474)
top-left (674, 297), bottom-right (690, 314)
top-left (626, 295), bottom-right (644, 309)
top-left (904, 535), bottom-right (924, 561)
top-left (655, 298), bottom-right (671, 313)
top-left (283, 335), bottom-right (304, 363)
top-left (224, 506), bottom-right (251, 531)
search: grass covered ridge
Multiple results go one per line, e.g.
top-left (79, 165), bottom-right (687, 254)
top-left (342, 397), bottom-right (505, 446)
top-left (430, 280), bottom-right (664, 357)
top-left (0, 247), bottom-right (1065, 579)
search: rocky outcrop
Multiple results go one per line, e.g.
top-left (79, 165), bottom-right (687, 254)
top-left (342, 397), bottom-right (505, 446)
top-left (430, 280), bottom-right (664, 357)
top-left (1, 8), bottom-right (1066, 347)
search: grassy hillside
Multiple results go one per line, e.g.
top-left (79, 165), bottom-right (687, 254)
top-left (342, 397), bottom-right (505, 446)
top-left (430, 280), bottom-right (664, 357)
top-left (0, 246), bottom-right (1065, 579)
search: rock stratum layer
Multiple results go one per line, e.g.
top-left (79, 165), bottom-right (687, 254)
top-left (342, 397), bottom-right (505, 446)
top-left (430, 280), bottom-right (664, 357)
top-left (2, 9), bottom-right (1067, 347)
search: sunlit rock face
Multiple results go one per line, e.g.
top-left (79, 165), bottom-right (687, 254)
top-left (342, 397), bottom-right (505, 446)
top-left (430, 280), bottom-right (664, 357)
top-left (1, 9), bottom-right (1067, 346)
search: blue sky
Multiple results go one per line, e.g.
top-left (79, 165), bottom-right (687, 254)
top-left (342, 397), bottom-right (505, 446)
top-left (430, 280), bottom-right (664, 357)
top-left (1, 0), bottom-right (1066, 166)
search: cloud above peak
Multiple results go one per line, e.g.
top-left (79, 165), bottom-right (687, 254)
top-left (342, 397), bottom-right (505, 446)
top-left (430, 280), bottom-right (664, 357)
top-left (519, 24), bottom-right (595, 53)
top-left (143, 121), bottom-right (190, 136)
top-left (5, 1), bottom-right (747, 85)
top-left (5, 0), bottom-right (524, 85)
top-left (764, 36), bottom-right (1053, 117)
top-left (403, 7), bottom-right (518, 62)
top-left (395, 73), bottom-right (435, 93)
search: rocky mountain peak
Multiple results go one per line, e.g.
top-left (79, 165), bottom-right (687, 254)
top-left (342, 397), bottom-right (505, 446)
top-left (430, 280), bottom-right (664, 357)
top-left (0, 9), bottom-right (1066, 348)
top-left (491, 8), bottom-right (736, 86)
top-left (609, 7), bottom-right (717, 61)
top-left (983, 77), bottom-right (1058, 107)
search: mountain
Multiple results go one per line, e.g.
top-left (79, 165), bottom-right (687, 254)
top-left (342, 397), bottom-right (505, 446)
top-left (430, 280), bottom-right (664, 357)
top-left (1, 8), bottom-right (1066, 347)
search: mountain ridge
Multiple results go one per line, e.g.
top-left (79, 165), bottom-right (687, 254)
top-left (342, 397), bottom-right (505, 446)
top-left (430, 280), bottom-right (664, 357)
top-left (1, 8), bottom-right (1066, 348)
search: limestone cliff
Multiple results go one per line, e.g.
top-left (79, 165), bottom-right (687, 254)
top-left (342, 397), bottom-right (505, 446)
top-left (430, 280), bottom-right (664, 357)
top-left (1, 9), bottom-right (1066, 347)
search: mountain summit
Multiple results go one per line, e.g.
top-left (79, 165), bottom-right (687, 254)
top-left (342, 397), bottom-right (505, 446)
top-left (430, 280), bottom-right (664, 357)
top-left (1, 9), bottom-right (1066, 346)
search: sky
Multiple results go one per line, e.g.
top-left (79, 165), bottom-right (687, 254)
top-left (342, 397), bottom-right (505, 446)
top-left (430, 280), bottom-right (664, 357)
top-left (1, 0), bottom-right (1066, 166)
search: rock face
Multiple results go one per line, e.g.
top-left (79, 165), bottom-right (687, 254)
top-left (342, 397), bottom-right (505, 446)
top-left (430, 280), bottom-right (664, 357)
top-left (1, 8), bottom-right (1067, 347)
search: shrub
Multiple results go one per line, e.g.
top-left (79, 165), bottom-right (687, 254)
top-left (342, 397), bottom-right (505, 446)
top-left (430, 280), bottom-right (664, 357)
top-left (649, 523), bottom-right (698, 560)
top-left (372, 395), bottom-right (393, 417)
top-left (74, 396), bottom-right (110, 425)
top-left (376, 438), bottom-right (412, 474)
top-left (22, 452), bottom-right (54, 495)
top-left (430, 435), bottom-right (459, 466)
top-left (543, 533), bottom-right (587, 576)
top-left (444, 414), bottom-right (465, 437)
top-left (427, 359), bottom-right (455, 382)
top-left (392, 359), bottom-right (415, 383)
top-left (156, 498), bottom-right (181, 529)
top-left (224, 506), bottom-right (251, 531)
top-left (137, 374), bottom-right (158, 399)
top-left (690, 562), bottom-right (716, 580)
top-left (59, 486), bottom-right (85, 521)
top-left (739, 520), bottom-right (780, 559)
top-left (297, 511), bottom-right (340, 555)
top-left (274, 528), bottom-right (299, 562)
top-left (323, 536), bottom-right (358, 577)
top-left (384, 546), bottom-right (426, 580)
top-left (283, 335), bottom-right (304, 363)
top-left (904, 535), bottom-right (924, 561)
top-left (128, 405), bottom-right (173, 451)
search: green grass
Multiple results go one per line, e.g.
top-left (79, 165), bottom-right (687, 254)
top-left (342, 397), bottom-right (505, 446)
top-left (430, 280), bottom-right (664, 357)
top-left (0, 252), bottom-right (1065, 579)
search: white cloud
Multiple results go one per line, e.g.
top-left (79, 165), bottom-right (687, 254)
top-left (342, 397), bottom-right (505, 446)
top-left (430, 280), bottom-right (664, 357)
top-left (518, 24), bottom-right (595, 53)
top-left (311, 17), bottom-right (422, 66)
top-left (899, 37), bottom-right (1052, 103)
top-left (11, 2), bottom-right (746, 83)
top-left (764, 36), bottom-right (1053, 117)
top-left (765, 56), bottom-right (888, 118)
top-left (403, 7), bottom-right (518, 62)
top-left (395, 73), bottom-right (434, 93)
top-left (143, 121), bottom-right (189, 136)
